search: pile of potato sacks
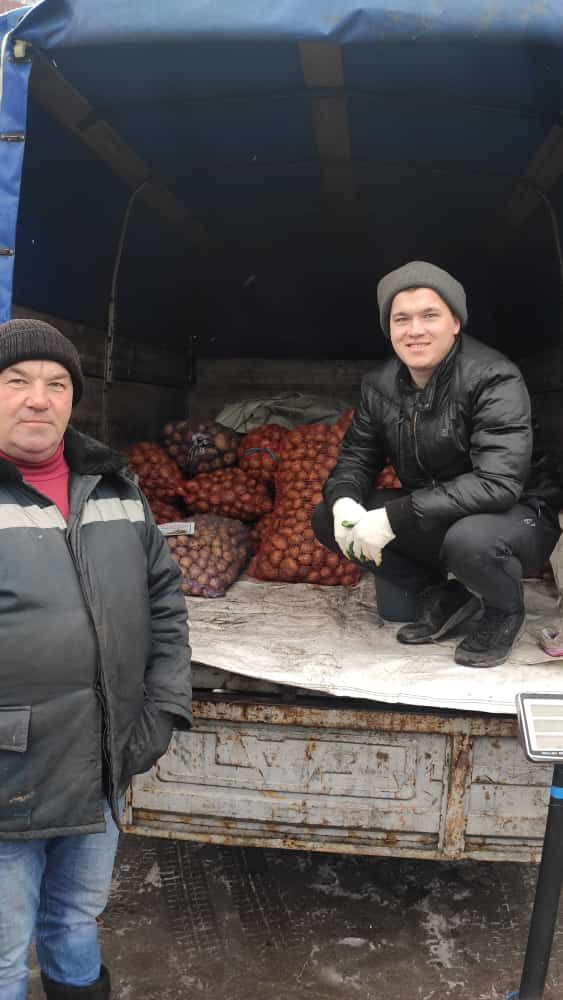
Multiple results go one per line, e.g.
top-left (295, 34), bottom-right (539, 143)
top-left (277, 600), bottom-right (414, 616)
top-left (127, 415), bottom-right (402, 598)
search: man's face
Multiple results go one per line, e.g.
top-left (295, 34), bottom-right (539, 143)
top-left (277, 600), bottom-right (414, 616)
top-left (389, 287), bottom-right (461, 387)
top-left (0, 359), bottom-right (73, 462)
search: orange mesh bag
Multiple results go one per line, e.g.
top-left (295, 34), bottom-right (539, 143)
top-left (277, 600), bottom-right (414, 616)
top-left (248, 417), bottom-right (360, 587)
top-left (332, 410), bottom-right (403, 490)
top-left (162, 515), bottom-right (252, 597)
top-left (250, 512), bottom-right (277, 553)
top-left (149, 498), bottom-right (187, 524)
top-left (127, 442), bottom-right (185, 503)
top-left (181, 467), bottom-right (273, 522)
top-left (237, 423), bottom-right (287, 483)
top-left (375, 462), bottom-right (402, 489)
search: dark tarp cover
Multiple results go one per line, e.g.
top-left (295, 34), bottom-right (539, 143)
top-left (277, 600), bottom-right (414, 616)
top-left (0, 0), bottom-right (562, 360)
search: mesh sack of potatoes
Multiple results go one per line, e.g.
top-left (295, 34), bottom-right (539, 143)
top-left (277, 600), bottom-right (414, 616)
top-left (248, 412), bottom-right (360, 586)
top-left (237, 423), bottom-right (287, 483)
top-left (250, 512), bottom-right (277, 553)
top-left (148, 498), bottom-right (187, 525)
top-left (162, 420), bottom-right (240, 477)
top-left (127, 441), bottom-right (186, 503)
top-left (181, 467), bottom-right (273, 522)
top-left (375, 462), bottom-right (402, 489)
top-left (161, 514), bottom-right (252, 597)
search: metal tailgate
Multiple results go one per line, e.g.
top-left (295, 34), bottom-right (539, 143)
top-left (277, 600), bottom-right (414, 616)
top-left (124, 695), bottom-right (551, 863)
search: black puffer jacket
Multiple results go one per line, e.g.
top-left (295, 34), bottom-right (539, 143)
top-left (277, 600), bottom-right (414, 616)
top-left (324, 333), bottom-right (550, 537)
top-left (0, 426), bottom-right (191, 839)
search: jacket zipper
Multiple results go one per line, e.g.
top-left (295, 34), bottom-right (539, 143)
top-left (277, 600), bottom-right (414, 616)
top-left (17, 479), bottom-right (115, 808)
top-left (64, 532), bottom-right (114, 804)
top-left (412, 409), bottom-right (437, 487)
top-left (65, 504), bottom-right (117, 815)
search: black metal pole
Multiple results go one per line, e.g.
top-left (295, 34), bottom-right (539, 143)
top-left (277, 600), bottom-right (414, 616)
top-left (518, 763), bottom-right (563, 1000)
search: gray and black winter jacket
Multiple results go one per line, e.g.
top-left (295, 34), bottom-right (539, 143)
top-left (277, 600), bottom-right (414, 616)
top-left (324, 333), bottom-right (556, 535)
top-left (0, 426), bottom-right (191, 839)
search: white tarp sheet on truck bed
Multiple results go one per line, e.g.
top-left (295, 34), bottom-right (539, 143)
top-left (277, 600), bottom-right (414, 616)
top-left (188, 574), bottom-right (563, 714)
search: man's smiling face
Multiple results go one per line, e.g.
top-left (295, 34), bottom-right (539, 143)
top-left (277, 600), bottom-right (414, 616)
top-left (389, 287), bottom-right (461, 387)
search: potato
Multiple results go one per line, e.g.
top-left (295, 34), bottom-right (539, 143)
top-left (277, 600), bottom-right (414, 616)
top-left (270, 534), bottom-right (287, 551)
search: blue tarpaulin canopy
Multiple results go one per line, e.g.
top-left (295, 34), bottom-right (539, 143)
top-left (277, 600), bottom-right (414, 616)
top-left (0, 0), bottom-right (562, 360)
top-left (15, 1), bottom-right (563, 46)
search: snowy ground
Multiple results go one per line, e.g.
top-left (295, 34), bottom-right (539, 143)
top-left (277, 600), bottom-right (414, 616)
top-left (28, 835), bottom-right (563, 999)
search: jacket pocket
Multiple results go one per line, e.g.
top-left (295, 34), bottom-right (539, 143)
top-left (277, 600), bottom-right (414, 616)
top-left (120, 699), bottom-right (173, 790)
top-left (0, 706), bottom-right (31, 752)
top-left (443, 401), bottom-right (469, 452)
top-left (0, 706), bottom-right (32, 830)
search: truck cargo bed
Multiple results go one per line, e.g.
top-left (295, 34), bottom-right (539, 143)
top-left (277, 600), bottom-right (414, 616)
top-left (125, 576), bottom-right (563, 862)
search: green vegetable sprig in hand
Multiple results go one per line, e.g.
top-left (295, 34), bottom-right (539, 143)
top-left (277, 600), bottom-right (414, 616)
top-left (348, 507), bottom-right (396, 566)
top-left (332, 498), bottom-right (367, 560)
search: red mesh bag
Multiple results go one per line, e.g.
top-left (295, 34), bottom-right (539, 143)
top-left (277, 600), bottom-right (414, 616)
top-left (332, 411), bottom-right (402, 489)
top-left (375, 462), bottom-right (402, 489)
top-left (162, 420), bottom-right (239, 477)
top-left (237, 423), bottom-right (287, 483)
top-left (149, 498), bottom-right (187, 525)
top-left (250, 512), bottom-right (277, 553)
top-left (181, 467), bottom-right (273, 522)
top-left (162, 515), bottom-right (252, 597)
top-left (127, 442), bottom-right (185, 503)
top-left (248, 417), bottom-right (360, 587)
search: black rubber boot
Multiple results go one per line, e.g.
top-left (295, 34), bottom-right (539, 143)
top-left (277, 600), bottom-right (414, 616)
top-left (396, 579), bottom-right (481, 645)
top-left (41, 965), bottom-right (110, 999)
top-left (454, 608), bottom-right (526, 667)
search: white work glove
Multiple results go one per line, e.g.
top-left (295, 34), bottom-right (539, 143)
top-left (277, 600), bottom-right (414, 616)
top-left (350, 508), bottom-right (396, 566)
top-left (333, 498), bottom-right (367, 558)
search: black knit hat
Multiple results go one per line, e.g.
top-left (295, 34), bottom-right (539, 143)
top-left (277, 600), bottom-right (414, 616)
top-left (377, 260), bottom-right (468, 337)
top-left (0, 318), bottom-right (84, 402)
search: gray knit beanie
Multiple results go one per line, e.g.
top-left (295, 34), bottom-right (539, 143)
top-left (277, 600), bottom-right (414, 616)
top-left (377, 261), bottom-right (468, 337)
top-left (0, 318), bottom-right (84, 402)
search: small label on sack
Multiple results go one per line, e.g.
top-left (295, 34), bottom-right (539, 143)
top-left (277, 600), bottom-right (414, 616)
top-left (158, 521), bottom-right (196, 536)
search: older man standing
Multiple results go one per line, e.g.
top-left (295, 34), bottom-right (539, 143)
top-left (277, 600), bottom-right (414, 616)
top-left (0, 319), bottom-right (192, 999)
top-left (313, 261), bottom-right (560, 667)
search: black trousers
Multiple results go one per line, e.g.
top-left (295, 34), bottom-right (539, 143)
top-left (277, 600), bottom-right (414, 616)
top-left (312, 489), bottom-right (561, 613)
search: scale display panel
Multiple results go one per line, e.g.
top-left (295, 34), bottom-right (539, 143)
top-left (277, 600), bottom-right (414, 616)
top-left (517, 693), bottom-right (563, 763)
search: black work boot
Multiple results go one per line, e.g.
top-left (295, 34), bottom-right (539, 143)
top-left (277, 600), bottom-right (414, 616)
top-left (41, 966), bottom-right (110, 999)
top-left (454, 607), bottom-right (526, 667)
top-left (396, 580), bottom-right (481, 645)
